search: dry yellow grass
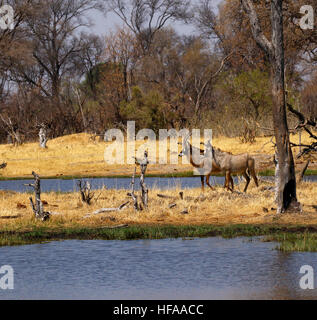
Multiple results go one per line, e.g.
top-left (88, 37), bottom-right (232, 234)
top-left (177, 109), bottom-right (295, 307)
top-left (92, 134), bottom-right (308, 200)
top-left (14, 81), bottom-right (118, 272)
top-left (0, 131), bottom-right (315, 178)
top-left (0, 180), bottom-right (316, 232)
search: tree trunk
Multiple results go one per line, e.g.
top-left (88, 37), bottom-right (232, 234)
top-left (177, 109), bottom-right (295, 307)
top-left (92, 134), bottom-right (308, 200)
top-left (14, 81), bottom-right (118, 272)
top-left (270, 0), bottom-right (297, 213)
top-left (241, 0), bottom-right (300, 214)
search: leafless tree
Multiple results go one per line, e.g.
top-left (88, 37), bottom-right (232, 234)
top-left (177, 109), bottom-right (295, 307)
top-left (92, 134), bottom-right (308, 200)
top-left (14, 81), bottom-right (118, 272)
top-left (13, 0), bottom-right (100, 100)
top-left (105, 0), bottom-right (192, 53)
top-left (194, 0), bottom-right (224, 43)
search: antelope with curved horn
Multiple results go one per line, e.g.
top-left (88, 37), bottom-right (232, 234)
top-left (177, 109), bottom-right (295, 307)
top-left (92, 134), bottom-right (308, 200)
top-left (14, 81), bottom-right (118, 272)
top-left (178, 135), bottom-right (233, 192)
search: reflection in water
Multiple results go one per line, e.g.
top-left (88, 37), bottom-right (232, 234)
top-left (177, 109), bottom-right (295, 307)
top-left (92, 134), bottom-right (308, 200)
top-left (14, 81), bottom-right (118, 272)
top-left (0, 237), bottom-right (317, 300)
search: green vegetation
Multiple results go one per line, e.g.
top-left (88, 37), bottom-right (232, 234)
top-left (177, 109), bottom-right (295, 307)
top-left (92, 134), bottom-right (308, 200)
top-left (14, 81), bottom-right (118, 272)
top-left (2, 224), bottom-right (317, 251)
top-left (267, 232), bottom-right (317, 252)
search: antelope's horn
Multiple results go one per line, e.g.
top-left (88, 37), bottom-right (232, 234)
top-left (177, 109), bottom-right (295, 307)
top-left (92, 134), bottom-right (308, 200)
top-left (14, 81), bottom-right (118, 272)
top-left (184, 132), bottom-right (192, 143)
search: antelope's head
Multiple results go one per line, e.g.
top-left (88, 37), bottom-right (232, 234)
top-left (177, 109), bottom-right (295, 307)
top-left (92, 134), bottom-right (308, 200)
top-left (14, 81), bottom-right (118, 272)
top-left (200, 140), bottom-right (213, 154)
top-left (178, 134), bottom-right (191, 158)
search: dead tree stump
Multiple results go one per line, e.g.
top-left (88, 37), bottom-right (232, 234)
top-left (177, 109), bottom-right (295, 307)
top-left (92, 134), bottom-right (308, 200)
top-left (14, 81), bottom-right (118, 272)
top-left (130, 167), bottom-right (140, 211)
top-left (25, 172), bottom-right (50, 221)
top-left (77, 180), bottom-right (94, 205)
top-left (139, 151), bottom-right (149, 208)
top-left (39, 124), bottom-right (48, 148)
top-left (129, 151), bottom-right (150, 211)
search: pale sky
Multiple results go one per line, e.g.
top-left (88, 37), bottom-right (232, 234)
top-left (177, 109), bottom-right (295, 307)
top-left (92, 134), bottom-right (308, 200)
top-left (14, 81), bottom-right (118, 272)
top-left (87, 0), bottom-right (224, 37)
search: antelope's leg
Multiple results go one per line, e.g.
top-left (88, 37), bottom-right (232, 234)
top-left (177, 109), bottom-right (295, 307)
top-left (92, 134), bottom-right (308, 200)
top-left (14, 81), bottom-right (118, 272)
top-left (226, 171), bottom-right (233, 192)
top-left (200, 175), bottom-right (205, 192)
top-left (243, 172), bottom-right (251, 193)
top-left (250, 169), bottom-right (259, 187)
top-left (230, 175), bottom-right (234, 191)
top-left (223, 173), bottom-right (227, 189)
top-left (206, 175), bottom-right (215, 191)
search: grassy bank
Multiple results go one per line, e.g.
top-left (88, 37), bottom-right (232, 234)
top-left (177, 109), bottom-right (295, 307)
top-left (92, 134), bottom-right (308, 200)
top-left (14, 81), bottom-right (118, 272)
top-left (2, 224), bottom-right (317, 252)
top-left (0, 180), bottom-right (317, 250)
top-left (0, 132), bottom-right (315, 179)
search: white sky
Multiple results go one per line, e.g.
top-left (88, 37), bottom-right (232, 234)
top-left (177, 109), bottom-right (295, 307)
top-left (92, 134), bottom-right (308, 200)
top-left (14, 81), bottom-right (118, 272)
top-left (87, 0), bottom-right (224, 37)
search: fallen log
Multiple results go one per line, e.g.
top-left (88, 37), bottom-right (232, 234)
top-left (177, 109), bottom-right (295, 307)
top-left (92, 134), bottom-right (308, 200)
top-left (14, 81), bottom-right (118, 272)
top-left (180, 208), bottom-right (189, 215)
top-left (157, 194), bottom-right (176, 200)
top-left (83, 201), bottom-right (130, 218)
top-left (0, 215), bottom-right (21, 219)
top-left (157, 191), bottom-right (184, 201)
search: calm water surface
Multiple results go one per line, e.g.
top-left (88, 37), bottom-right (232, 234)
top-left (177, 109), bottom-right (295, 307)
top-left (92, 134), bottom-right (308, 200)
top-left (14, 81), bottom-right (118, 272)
top-left (0, 237), bottom-right (317, 300)
top-left (0, 175), bottom-right (316, 193)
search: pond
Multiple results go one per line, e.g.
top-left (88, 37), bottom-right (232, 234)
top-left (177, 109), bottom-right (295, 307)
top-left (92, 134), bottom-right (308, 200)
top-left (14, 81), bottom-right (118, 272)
top-left (0, 175), bottom-right (316, 193)
top-left (0, 237), bottom-right (317, 300)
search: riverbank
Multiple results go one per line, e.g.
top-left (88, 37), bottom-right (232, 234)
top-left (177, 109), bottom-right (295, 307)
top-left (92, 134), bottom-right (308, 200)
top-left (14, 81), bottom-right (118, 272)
top-left (0, 132), bottom-right (315, 179)
top-left (1, 224), bottom-right (317, 252)
top-left (0, 169), bottom-right (316, 181)
top-left (0, 180), bottom-right (317, 250)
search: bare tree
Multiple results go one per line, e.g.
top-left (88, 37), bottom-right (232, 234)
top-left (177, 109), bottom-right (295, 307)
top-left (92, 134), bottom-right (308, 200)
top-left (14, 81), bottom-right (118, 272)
top-left (105, 0), bottom-right (192, 53)
top-left (104, 27), bottom-right (137, 101)
top-left (0, 114), bottom-right (22, 145)
top-left (241, 0), bottom-right (299, 213)
top-left (0, 0), bottom-right (38, 101)
top-left (13, 0), bottom-right (100, 99)
top-left (195, 0), bottom-right (224, 43)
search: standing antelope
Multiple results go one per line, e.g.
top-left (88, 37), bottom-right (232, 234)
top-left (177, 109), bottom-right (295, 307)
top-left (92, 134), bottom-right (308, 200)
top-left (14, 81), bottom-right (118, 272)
top-left (210, 146), bottom-right (259, 193)
top-left (178, 135), bottom-right (234, 192)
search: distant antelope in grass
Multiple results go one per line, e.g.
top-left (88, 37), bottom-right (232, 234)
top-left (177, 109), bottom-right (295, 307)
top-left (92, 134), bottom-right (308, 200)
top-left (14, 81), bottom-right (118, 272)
top-left (178, 135), bottom-right (234, 192)
top-left (210, 144), bottom-right (259, 193)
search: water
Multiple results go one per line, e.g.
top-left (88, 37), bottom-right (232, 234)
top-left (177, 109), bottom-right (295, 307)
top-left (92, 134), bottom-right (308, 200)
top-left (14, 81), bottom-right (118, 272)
top-left (0, 175), bottom-right (316, 193)
top-left (0, 176), bottom-right (235, 193)
top-left (0, 237), bottom-right (317, 300)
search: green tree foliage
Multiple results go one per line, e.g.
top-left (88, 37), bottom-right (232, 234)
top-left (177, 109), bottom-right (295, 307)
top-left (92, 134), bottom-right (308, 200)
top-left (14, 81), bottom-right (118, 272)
top-left (223, 69), bottom-right (272, 122)
top-left (119, 87), bottom-right (167, 132)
